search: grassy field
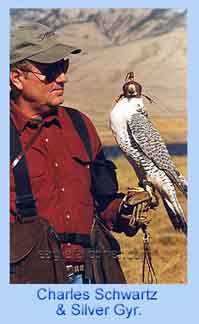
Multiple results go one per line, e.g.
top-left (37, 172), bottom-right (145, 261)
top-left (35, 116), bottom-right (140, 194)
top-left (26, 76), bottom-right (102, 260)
top-left (112, 155), bottom-right (187, 284)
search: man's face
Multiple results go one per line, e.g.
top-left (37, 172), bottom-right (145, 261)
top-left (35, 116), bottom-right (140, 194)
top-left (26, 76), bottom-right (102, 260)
top-left (12, 59), bottom-right (69, 114)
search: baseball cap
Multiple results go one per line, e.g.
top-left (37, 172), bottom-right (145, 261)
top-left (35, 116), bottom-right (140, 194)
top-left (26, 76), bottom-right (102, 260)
top-left (10, 23), bottom-right (81, 64)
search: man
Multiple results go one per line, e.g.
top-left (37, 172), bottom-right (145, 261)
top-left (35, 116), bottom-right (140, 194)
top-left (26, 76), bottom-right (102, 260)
top-left (10, 23), bottom-right (154, 284)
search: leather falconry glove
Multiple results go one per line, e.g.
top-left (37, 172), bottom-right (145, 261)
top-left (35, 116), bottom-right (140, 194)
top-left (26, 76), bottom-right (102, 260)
top-left (113, 186), bottom-right (159, 237)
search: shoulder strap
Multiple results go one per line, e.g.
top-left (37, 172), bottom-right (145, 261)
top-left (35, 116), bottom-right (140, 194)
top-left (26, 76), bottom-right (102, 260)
top-left (10, 118), bottom-right (37, 223)
top-left (65, 107), bottom-right (93, 161)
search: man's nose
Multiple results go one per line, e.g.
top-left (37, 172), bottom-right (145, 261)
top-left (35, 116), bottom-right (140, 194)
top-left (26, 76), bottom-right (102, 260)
top-left (56, 71), bottom-right (68, 83)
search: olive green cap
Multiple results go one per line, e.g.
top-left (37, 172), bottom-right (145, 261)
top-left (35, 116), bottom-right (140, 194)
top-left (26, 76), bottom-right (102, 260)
top-left (10, 23), bottom-right (81, 64)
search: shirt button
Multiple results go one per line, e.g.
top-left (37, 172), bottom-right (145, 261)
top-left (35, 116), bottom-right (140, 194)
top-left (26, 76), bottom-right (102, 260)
top-left (61, 187), bottom-right (65, 192)
top-left (55, 162), bottom-right (58, 167)
top-left (66, 214), bottom-right (70, 219)
top-left (45, 138), bottom-right (49, 143)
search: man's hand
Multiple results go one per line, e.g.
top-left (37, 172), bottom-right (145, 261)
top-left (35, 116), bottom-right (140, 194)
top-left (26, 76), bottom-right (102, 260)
top-left (113, 187), bottom-right (158, 236)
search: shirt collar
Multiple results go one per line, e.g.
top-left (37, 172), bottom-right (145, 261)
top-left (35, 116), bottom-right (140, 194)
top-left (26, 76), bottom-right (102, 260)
top-left (10, 101), bottom-right (59, 134)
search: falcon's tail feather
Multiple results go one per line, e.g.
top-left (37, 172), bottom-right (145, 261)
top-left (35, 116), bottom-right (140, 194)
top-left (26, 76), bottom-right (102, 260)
top-left (175, 180), bottom-right (187, 198)
top-left (173, 170), bottom-right (188, 198)
top-left (162, 197), bottom-right (187, 236)
top-left (178, 175), bottom-right (188, 198)
top-left (182, 183), bottom-right (187, 198)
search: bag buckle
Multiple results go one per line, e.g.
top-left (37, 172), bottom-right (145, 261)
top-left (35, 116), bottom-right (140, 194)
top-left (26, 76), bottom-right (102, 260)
top-left (65, 265), bottom-right (74, 278)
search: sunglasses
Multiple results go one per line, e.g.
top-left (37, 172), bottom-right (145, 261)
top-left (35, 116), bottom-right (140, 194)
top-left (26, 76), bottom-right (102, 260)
top-left (21, 59), bottom-right (70, 83)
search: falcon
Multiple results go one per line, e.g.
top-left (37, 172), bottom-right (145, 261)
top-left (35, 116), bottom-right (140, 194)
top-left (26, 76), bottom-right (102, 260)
top-left (110, 73), bottom-right (187, 235)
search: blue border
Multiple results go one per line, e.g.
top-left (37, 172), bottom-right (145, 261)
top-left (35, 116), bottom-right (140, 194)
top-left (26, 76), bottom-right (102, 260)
top-left (1, 1), bottom-right (197, 323)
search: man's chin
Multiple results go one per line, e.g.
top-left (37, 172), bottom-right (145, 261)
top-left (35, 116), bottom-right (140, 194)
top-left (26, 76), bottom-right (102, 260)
top-left (48, 97), bottom-right (64, 107)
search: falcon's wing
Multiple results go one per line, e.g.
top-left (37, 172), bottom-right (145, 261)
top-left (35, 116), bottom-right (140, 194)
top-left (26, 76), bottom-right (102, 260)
top-left (127, 113), bottom-right (185, 191)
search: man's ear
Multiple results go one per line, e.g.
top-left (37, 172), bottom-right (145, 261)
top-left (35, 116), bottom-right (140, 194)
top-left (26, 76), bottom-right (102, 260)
top-left (10, 69), bottom-right (24, 90)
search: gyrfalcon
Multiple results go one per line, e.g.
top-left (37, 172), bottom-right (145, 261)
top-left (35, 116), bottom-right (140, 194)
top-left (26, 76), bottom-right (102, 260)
top-left (110, 73), bottom-right (187, 235)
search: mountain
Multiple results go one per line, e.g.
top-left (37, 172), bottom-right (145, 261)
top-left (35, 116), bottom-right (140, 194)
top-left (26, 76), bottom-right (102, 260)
top-left (10, 8), bottom-right (186, 44)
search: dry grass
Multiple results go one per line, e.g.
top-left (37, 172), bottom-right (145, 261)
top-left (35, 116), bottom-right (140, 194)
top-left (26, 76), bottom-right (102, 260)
top-left (149, 117), bottom-right (187, 144)
top-left (112, 155), bottom-right (187, 284)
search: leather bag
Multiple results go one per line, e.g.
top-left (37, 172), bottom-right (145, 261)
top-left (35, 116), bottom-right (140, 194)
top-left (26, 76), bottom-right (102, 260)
top-left (10, 218), bottom-right (66, 284)
top-left (90, 216), bottom-right (126, 283)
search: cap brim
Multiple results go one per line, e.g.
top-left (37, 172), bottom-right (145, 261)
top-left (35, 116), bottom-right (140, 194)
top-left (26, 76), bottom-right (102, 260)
top-left (27, 44), bottom-right (81, 64)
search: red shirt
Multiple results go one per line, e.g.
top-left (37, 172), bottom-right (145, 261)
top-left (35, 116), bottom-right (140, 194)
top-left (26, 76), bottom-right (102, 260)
top-left (10, 104), bottom-right (122, 263)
